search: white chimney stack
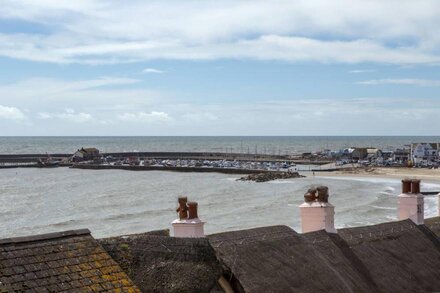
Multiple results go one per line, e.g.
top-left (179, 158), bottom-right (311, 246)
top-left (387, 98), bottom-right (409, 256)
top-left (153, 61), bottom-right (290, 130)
top-left (172, 197), bottom-right (205, 237)
top-left (438, 192), bottom-right (440, 216)
top-left (398, 179), bottom-right (424, 225)
top-left (299, 186), bottom-right (336, 233)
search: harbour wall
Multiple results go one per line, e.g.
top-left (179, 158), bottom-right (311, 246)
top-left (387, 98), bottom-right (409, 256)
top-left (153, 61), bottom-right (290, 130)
top-left (0, 152), bottom-right (331, 164)
top-left (71, 164), bottom-right (271, 174)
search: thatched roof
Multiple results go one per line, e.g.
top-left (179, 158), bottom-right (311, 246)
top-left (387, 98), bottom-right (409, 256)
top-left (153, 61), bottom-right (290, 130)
top-left (302, 230), bottom-right (378, 292)
top-left (208, 225), bottom-right (369, 293)
top-left (425, 216), bottom-right (440, 238)
top-left (98, 232), bottom-right (222, 293)
top-left (0, 229), bottom-right (139, 292)
top-left (337, 219), bottom-right (440, 292)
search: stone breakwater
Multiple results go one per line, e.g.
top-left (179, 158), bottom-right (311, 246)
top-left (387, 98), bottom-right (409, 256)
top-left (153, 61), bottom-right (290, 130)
top-left (237, 172), bottom-right (305, 182)
top-left (71, 164), bottom-right (272, 175)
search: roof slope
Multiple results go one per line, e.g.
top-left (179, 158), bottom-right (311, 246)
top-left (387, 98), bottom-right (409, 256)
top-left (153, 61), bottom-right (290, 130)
top-left (425, 216), bottom-right (440, 238)
top-left (338, 219), bottom-right (440, 292)
top-left (99, 233), bottom-right (222, 293)
top-left (208, 225), bottom-right (370, 293)
top-left (0, 229), bottom-right (139, 292)
top-left (302, 230), bottom-right (378, 292)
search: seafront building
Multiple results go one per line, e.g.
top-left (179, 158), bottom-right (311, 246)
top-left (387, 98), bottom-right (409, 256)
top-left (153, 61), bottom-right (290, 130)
top-left (410, 143), bottom-right (440, 166)
top-left (0, 180), bottom-right (439, 292)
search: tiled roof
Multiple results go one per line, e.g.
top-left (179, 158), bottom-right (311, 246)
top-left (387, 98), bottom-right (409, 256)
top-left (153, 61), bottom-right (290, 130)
top-left (0, 229), bottom-right (139, 292)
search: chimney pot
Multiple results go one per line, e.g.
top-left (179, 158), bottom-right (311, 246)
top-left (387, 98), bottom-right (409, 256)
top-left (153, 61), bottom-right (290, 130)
top-left (177, 197), bottom-right (188, 220)
top-left (411, 179), bottom-right (421, 194)
top-left (401, 179), bottom-right (411, 193)
top-left (187, 202), bottom-right (198, 219)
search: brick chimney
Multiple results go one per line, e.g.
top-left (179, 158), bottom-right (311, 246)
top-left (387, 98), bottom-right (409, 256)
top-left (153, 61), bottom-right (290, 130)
top-left (398, 179), bottom-right (424, 225)
top-left (299, 186), bottom-right (336, 233)
top-left (172, 197), bottom-right (205, 237)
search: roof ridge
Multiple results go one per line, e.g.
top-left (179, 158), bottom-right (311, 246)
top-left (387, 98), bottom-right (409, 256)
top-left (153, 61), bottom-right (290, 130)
top-left (0, 228), bottom-right (91, 245)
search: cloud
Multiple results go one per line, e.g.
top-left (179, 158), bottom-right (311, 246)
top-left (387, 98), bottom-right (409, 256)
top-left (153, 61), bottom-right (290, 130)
top-left (117, 111), bottom-right (171, 123)
top-left (142, 68), bottom-right (166, 74)
top-left (357, 79), bottom-right (440, 87)
top-left (1, 1), bottom-right (440, 64)
top-left (349, 69), bottom-right (376, 74)
top-left (0, 77), bottom-right (154, 109)
top-left (0, 105), bottom-right (26, 120)
top-left (1, 34), bottom-right (439, 65)
top-left (38, 109), bottom-right (92, 123)
top-left (2, 91), bottom-right (440, 135)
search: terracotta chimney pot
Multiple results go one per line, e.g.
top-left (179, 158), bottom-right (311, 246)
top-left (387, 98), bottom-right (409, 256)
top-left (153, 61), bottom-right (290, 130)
top-left (401, 179), bottom-right (411, 194)
top-left (187, 202), bottom-right (198, 219)
top-left (411, 179), bottom-right (421, 194)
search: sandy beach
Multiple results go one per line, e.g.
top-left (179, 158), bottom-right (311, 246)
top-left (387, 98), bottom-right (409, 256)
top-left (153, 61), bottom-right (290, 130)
top-left (315, 167), bottom-right (440, 182)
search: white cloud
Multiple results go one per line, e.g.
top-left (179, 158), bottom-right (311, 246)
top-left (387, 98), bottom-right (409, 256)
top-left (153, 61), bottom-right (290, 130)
top-left (349, 69), bottom-right (376, 74)
top-left (117, 111), bottom-right (171, 123)
top-left (357, 79), bottom-right (440, 87)
top-left (1, 1), bottom-right (440, 64)
top-left (0, 105), bottom-right (26, 120)
top-left (2, 92), bottom-right (440, 135)
top-left (143, 68), bottom-right (165, 74)
top-left (0, 77), bottom-right (153, 109)
top-left (38, 109), bottom-right (92, 123)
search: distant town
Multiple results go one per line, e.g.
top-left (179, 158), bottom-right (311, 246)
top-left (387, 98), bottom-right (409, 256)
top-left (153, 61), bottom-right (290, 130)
top-left (1, 142), bottom-right (439, 172)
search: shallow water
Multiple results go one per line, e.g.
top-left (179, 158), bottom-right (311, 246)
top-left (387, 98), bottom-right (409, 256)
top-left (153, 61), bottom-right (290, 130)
top-left (1, 168), bottom-right (438, 239)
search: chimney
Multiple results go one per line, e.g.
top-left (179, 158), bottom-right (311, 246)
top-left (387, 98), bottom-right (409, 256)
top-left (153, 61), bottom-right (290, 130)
top-left (299, 186), bottom-right (336, 233)
top-left (398, 179), bottom-right (424, 225)
top-left (172, 197), bottom-right (205, 237)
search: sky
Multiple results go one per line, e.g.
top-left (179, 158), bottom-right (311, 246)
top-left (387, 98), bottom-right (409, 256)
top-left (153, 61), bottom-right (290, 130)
top-left (0, 0), bottom-right (440, 136)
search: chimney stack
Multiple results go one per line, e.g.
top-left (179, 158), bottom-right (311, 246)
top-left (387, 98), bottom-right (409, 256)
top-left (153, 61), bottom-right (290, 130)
top-left (438, 192), bottom-right (440, 216)
top-left (299, 186), bottom-right (336, 233)
top-left (398, 179), bottom-right (424, 225)
top-left (172, 197), bottom-right (205, 237)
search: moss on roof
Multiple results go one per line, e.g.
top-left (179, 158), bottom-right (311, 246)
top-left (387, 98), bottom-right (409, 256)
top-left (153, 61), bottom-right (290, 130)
top-left (99, 232), bottom-right (222, 293)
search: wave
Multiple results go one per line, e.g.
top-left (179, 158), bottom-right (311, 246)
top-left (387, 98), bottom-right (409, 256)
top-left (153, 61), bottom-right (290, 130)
top-left (370, 205), bottom-right (397, 211)
top-left (52, 218), bottom-right (96, 227)
top-left (103, 208), bottom-right (170, 221)
top-left (320, 176), bottom-right (401, 185)
top-left (421, 182), bottom-right (440, 190)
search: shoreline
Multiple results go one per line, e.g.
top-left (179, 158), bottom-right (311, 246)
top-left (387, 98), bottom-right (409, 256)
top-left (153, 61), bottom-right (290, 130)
top-left (309, 167), bottom-right (440, 183)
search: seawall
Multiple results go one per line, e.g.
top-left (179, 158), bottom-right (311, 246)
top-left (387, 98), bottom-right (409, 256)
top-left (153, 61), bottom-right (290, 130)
top-left (71, 164), bottom-right (271, 174)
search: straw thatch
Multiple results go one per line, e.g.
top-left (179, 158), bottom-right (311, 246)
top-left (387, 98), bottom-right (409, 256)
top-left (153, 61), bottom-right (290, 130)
top-left (302, 230), bottom-right (378, 292)
top-left (337, 219), bottom-right (440, 292)
top-left (425, 216), bottom-right (440, 238)
top-left (208, 225), bottom-right (372, 293)
top-left (99, 233), bottom-right (222, 293)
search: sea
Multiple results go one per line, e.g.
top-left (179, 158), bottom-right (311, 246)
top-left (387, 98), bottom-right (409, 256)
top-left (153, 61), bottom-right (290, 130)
top-left (0, 136), bottom-right (439, 239)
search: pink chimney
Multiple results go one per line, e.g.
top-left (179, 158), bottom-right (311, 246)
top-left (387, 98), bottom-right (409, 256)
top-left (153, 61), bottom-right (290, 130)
top-left (299, 186), bottom-right (336, 233)
top-left (398, 179), bottom-right (424, 225)
top-left (172, 197), bottom-right (205, 237)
